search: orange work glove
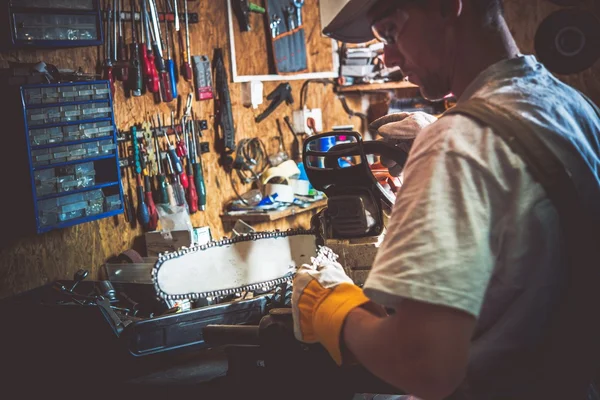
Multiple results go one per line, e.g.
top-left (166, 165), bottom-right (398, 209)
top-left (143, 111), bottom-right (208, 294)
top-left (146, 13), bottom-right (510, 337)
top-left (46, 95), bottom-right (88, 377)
top-left (292, 246), bottom-right (370, 365)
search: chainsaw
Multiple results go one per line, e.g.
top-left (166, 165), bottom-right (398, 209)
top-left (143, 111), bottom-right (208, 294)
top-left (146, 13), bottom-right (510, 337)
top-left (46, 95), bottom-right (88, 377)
top-left (152, 131), bottom-right (409, 301)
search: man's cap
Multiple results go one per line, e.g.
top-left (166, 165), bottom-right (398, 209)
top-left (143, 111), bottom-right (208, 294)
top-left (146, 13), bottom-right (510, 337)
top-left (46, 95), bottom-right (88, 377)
top-left (322, 0), bottom-right (380, 43)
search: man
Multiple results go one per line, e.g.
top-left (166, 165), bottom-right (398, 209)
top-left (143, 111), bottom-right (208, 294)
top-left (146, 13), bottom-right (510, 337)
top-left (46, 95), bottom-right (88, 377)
top-left (292, 1), bottom-right (600, 399)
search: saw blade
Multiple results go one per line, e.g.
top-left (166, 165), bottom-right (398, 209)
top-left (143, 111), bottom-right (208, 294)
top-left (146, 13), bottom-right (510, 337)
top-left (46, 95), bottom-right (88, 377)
top-left (153, 229), bottom-right (317, 300)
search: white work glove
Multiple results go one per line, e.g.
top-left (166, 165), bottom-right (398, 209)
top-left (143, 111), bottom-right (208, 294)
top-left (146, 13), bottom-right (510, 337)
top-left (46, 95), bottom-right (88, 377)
top-left (370, 111), bottom-right (438, 176)
top-left (292, 246), bottom-right (370, 365)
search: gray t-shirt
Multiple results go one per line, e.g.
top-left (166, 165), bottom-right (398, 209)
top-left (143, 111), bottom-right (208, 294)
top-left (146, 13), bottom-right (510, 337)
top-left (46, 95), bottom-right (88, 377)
top-left (363, 55), bottom-right (600, 398)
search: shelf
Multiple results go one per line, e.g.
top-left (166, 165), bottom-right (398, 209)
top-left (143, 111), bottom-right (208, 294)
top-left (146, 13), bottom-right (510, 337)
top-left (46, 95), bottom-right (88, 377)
top-left (33, 154), bottom-right (115, 171)
top-left (221, 199), bottom-right (327, 223)
top-left (26, 117), bottom-right (113, 130)
top-left (31, 134), bottom-right (113, 150)
top-left (337, 81), bottom-right (418, 93)
top-left (37, 208), bottom-right (123, 234)
top-left (36, 181), bottom-right (120, 201)
top-left (26, 98), bottom-right (109, 110)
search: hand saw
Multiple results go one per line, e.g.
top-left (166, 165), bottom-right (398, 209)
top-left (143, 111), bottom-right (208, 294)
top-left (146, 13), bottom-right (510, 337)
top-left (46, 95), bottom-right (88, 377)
top-left (153, 228), bottom-right (318, 300)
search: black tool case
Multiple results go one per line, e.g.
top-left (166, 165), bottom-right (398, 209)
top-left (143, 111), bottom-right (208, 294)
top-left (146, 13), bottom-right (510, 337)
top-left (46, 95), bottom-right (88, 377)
top-left (0, 279), bottom-right (269, 390)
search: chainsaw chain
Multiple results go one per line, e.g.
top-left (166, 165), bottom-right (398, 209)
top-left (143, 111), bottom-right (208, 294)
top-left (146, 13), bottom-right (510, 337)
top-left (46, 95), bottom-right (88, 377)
top-left (152, 228), bottom-right (316, 300)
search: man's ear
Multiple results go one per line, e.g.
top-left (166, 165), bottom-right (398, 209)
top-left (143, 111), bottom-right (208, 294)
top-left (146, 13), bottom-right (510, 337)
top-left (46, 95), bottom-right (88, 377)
top-left (440, 0), bottom-right (462, 19)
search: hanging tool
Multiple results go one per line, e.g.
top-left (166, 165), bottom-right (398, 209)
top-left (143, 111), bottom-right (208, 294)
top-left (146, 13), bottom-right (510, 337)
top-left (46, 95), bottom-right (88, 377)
top-left (232, 0), bottom-right (266, 32)
top-left (152, 116), bottom-right (173, 205)
top-left (113, 0), bottom-right (118, 67)
top-left (142, 121), bottom-right (157, 176)
top-left (183, 120), bottom-right (198, 214)
top-left (159, 113), bottom-right (188, 189)
top-left (132, 126), bottom-right (150, 228)
top-left (141, 0), bottom-right (159, 93)
top-left (180, 0), bottom-right (193, 81)
top-left (139, 143), bottom-right (159, 230)
top-left (191, 113), bottom-right (207, 211)
top-left (165, 18), bottom-right (178, 99)
top-left (129, 0), bottom-right (143, 97)
top-left (166, 0), bottom-right (180, 84)
top-left (148, 0), bottom-right (172, 102)
top-left (293, 0), bottom-right (305, 26)
top-left (192, 55), bottom-right (213, 101)
top-left (103, 0), bottom-right (115, 96)
top-left (117, 0), bottom-right (129, 82)
top-left (255, 83), bottom-right (294, 123)
top-left (172, 109), bottom-right (187, 160)
top-left (283, 115), bottom-right (302, 162)
top-left (214, 48), bottom-right (236, 166)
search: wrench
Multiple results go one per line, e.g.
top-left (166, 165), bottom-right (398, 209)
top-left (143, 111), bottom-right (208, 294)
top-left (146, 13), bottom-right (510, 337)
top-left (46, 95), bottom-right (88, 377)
top-left (286, 5), bottom-right (296, 30)
top-left (293, 0), bottom-right (304, 26)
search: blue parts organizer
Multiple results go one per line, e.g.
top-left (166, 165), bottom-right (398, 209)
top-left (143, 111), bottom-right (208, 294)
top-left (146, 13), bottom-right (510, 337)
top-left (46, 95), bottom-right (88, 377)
top-left (21, 80), bottom-right (124, 234)
top-left (2, 0), bottom-right (103, 49)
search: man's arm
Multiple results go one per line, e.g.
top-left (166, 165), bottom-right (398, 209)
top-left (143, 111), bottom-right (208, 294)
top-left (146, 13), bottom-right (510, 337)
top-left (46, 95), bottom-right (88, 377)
top-left (343, 300), bottom-right (476, 400)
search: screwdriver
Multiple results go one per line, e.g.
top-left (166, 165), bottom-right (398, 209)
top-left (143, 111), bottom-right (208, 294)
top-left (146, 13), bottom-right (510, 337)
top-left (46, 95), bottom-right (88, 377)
top-left (166, 152), bottom-right (187, 207)
top-left (181, 0), bottom-right (192, 81)
top-left (138, 141), bottom-right (158, 230)
top-left (141, 0), bottom-right (159, 93)
top-left (129, 0), bottom-right (143, 97)
top-left (152, 117), bottom-right (172, 204)
top-left (165, 20), bottom-right (178, 99)
top-left (116, 0), bottom-right (129, 83)
top-left (103, 0), bottom-right (115, 96)
top-left (132, 126), bottom-right (150, 228)
top-left (158, 113), bottom-right (187, 189)
top-left (190, 116), bottom-right (206, 211)
top-left (148, 0), bottom-right (173, 102)
top-left (183, 120), bottom-right (198, 214)
top-left (171, 109), bottom-right (186, 159)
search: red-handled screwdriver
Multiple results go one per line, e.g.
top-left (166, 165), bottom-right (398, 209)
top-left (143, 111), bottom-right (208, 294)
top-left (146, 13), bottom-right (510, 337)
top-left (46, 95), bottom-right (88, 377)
top-left (183, 120), bottom-right (198, 213)
top-left (139, 144), bottom-right (158, 230)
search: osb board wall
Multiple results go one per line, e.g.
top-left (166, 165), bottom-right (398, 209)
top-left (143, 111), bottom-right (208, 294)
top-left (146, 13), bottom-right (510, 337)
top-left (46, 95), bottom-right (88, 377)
top-left (232, 0), bottom-right (335, 76)
top-left (0, 0), bottom-right (362, 299)
top-left (1, 0), bottom-right (599, 299)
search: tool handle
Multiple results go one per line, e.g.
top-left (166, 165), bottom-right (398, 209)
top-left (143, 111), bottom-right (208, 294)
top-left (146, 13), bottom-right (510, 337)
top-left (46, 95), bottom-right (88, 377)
top-left (118, 39), bottom-right (129, 81)
top-left (157, 174), bottom-right (169, 204)
top-left (182, 62), bottom-right (192, 82)
top-left (160, 71), bottom-right (173, 102)
top-left (174, 182), bottom-right (186, 207)
top-left (146, 51), bottom-right (160, 93)
top-left (136, 182), bottom-right (150, 227)
top-left (193, 163), bottom-right (207, 211)
top-left (166, 181), bottom-right (177, 206)
top-left (186, 170), bottom-right (198, 214)
top-left (167, 147), bottom-right (183, 174)
top-left (178, 169), bottom-right (189, 189)
top-left (103, 65), bottom-right (115, 96)
top-left (176, 140), bottom-right (186, 158)
top-left (153, 43), bottom-right (166, 71)
top-left (167, 59), bottom-right (178, 99)
top-left (144, 176), bottom-right (158, 230)
top-left (129, 44), bottom-right (143, 97)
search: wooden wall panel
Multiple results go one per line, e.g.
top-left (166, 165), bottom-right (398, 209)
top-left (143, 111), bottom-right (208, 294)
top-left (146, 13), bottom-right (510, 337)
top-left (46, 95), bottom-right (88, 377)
top-left (231, 0), bottom-right (334, 76)
top-left (0, 0), bottom-right (359, 299)
top-left (1, 0), bottom-right (599, 299)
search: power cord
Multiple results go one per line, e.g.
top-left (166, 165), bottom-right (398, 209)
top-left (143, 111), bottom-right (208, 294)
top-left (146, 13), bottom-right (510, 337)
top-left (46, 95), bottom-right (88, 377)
top-left (229, 137), bottom-right (269, 204)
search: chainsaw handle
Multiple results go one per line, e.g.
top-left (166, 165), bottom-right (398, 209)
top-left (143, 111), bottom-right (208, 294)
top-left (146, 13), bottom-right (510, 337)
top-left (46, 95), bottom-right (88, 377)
top-left (325, 141), bottom-right (408, 170)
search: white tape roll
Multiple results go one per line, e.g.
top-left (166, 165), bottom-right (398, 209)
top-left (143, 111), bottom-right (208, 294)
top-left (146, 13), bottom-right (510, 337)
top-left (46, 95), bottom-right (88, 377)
top-left (289, 178), bottom-right (310, 196)
top-left (264, 183), bottom-right (295, 203)
top-left (261, 160), bottom-right (301, 185)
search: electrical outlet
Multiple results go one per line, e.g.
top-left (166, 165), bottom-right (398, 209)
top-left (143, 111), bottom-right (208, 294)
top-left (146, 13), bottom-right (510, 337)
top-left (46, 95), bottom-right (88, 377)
top-left (293, 108), bottom-right (323, 135)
